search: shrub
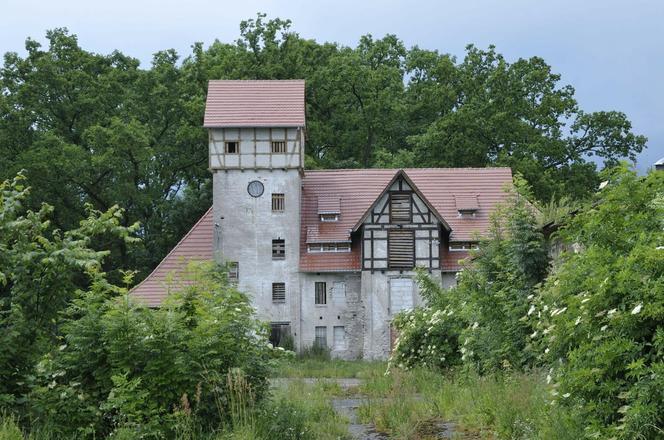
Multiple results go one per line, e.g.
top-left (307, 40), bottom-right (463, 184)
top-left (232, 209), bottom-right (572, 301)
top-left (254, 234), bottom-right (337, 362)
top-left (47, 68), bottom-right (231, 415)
top-left (27, 262), bottom-right (273, 438)
top-left (391, 188), bottom-right (549, 373)
top-left (532, 166), bottom-right (664, 439)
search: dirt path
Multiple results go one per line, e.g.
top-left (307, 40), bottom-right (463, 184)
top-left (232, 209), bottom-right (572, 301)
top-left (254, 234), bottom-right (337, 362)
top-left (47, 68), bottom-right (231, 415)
top-left (271, 377), bottom-right (458, 439)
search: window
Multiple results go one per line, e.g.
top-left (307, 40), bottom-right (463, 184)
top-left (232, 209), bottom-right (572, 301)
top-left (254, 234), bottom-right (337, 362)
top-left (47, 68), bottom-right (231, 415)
top-left (332, 281), bottom-right (346, 306)
top-left (449, 242), bottom-right (479, 252)
top-left (269, 322), bottom-right (291, 348)
top-left (272, 193), bottom-right (285, 212)
top-left (458, 209), bottom-right (477, 218)
top-left (388, 229), bottom-right (415, 269)
top-left (272, 239), bottom-right (285, 260)
top-left (314, 326), bottom-right (327, 348)
top-left (333, 326), bottom-right (346, 350)
top-left (315, 282), bottom-right (327, 305)
top-left (271, 141), bottom-right (286, 153)
top-left (390, 193), bottom-right (411, 223)
top-left (272, 283), bottom-right (286, 303)
top-left (228, 262), bottom-right (239, 282)
top-left (307, 243), bottom-right (351, 253)
top-left (319, 213), bottom-right (339, 222)
top-left (225, 141), bottom-right (238, 154)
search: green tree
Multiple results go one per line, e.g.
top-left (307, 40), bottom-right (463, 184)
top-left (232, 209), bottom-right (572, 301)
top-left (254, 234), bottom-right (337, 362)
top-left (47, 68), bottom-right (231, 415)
top-left (0, 173), bottom-right (137, 407)
top-left (407, 45), bottom-right (646, 200)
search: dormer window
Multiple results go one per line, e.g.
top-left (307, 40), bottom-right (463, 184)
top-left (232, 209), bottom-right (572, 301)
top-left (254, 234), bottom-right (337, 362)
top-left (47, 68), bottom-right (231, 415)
top-left (449, 242), bottom-right (479, 252)
top-left (308, 243), bottom-right (351, 253)
top-left (317, 196), bottom-right (341, 222)
top-left (320, 213), bottom-right (339, 222)
top-left (454, 194), bottom-right (479, 219)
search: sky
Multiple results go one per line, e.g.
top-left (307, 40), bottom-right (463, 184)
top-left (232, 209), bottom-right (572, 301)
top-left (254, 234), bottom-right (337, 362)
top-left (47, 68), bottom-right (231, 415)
top-left (2, 0), bottom-right (662, 171)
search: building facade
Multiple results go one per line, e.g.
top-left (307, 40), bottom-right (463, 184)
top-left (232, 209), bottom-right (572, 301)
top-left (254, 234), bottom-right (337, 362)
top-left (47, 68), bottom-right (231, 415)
top-left (132, 80), bottom-right (514, 360)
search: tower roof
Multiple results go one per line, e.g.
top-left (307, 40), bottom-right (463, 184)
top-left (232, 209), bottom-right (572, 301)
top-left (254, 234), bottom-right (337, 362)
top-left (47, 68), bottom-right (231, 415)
top-left (204, 80), bottom-right (306, 128)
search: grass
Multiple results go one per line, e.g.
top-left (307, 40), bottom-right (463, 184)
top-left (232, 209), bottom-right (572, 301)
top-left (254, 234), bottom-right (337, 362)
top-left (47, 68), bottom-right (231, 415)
top-left (355, 367), bottom-right (586, 440)
top-left (273, 357), bottom-right (387, 379)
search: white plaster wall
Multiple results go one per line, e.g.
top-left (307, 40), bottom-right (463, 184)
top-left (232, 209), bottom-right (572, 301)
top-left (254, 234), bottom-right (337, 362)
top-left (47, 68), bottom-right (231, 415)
top-left (361, 269), bottom-right (442, 360)
top-left (213, 169), bottom-right (302, 342)
top-left (299, 272), bottom-right (363, 360)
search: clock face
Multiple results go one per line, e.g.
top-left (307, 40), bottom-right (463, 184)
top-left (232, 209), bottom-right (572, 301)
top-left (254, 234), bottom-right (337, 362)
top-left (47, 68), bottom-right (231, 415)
top-left (247, 180), bottom-right (264, 198)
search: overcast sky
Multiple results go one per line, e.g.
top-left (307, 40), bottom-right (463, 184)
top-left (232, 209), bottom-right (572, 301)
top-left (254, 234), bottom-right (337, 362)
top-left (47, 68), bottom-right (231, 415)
top-left (2, 0), bottom-right (662, 171)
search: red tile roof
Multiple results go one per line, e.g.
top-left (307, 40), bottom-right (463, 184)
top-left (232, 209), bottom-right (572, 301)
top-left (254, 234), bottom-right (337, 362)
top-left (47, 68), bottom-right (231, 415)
top-left (131, 208), bottom-right (214, 307)
top-left (454, 194), bottom-right (479, 211)
top-left (203, 80), bottom-right (305, 127)
top-left (299, 168), bottom-right (513, 272)
top-left (317, 196), bottom-right (341, 214)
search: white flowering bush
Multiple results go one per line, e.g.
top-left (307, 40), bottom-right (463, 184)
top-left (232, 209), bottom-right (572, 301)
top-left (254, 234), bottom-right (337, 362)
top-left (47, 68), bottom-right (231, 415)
top-left (391, 189), bottom-right (549, 373)
top-left (532, 167), bottom-right (664, 439)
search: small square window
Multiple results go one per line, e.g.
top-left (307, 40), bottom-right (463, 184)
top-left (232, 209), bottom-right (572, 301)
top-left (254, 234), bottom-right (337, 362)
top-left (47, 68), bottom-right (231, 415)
top-left (271, 141), bottom-right (286, 153)
top-left (272, 193), bottom-right (285, 212)
top-left (228, 262), bottom-right (239, 282)
top-left (225, 141), bottom-right (238, 154)
top-left (272, 239), bottom-right (285, 260)
top-left (272, 283), bottom-right (286, 303)
top-left (314, 326), bottom-right (327, 348)
top-left (315, 282), bottom-right (327, 305)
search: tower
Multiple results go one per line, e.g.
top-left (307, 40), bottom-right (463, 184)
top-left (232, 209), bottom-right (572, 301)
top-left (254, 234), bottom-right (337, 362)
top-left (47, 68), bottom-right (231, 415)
top-left (204, 80), bottom-right (305, 344)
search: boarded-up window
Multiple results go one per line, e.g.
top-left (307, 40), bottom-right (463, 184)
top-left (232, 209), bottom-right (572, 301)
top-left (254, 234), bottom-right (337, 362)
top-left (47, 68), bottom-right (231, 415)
top-left (271, 141), bottom-right (286, 153)
top-left (272, 283), bottom-right (286, 303)
top-left (388, 230), bottom-right (415, 269)
top-left (225, 141), bottom-right (238, 154)
top-left (272, 239), bottom-right (285, 260)
top-left (390, 193), bottom-right (411, 223)
top-left (390, 278), bottom-right (414, 314)
top-left (332, 281), bottom-right (346, 306)
top-left (228, 262), bottom-right (239, 282)
top-left (315, 282), bottom-right (327, 305)
top-left (314, 326), bottom-right (327, 348)
top-left (272, 193), bottom-right (285, 212)
top-left (333, 326), bottom-right (346, 350)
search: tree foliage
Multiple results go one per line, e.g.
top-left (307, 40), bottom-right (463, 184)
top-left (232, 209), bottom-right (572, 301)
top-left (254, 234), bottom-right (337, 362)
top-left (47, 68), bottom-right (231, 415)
top-left (0, 15), bottom-right (648, 281)
top-left (0, 172), bottom-right (138, 407)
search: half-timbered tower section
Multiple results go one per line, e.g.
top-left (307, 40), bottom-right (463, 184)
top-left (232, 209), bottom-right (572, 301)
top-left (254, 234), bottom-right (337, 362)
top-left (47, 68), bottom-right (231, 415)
top-left (132, 80), bottom-right (515, 360)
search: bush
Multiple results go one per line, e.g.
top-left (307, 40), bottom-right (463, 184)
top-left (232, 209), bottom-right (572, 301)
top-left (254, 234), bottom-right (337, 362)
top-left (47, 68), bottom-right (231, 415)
top-left (391, 188), bottom-right (549, 373)
top-left (27, 262), bottom-right (274, 438)
top-left (532, 167), bottom-right (664, 439)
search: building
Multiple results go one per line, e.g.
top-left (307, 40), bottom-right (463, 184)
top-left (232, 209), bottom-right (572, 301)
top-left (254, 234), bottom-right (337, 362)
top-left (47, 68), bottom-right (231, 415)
top-left (131, 80), bottom-right (514, 360)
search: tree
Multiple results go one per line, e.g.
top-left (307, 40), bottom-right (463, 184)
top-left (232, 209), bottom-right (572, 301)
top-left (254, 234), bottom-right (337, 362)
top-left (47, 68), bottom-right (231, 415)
top-left (0, 29), bottom-right (210, 281)
top-left (0, 173), bottom-right (137, 407)
top-left (407, 46), bottom-right (647, 200)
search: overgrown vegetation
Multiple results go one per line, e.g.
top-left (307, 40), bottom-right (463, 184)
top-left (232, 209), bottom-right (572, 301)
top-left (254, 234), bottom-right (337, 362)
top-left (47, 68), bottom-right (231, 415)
top-left (391, 166), bottom-right (664, 439)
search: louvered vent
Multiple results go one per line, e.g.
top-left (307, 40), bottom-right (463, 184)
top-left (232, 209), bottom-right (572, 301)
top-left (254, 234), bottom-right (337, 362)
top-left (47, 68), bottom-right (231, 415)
top-left (388, 230), bottom-right (415, 269)
top-left (390, 193), bottom-right (411, 223)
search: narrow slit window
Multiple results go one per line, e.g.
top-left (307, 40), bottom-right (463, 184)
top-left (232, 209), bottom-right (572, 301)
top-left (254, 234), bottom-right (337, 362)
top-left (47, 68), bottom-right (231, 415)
top-left (272, 283), bottom-right (286, 303)
top-left (314, 326), bottom-right (327, 348)
top-left (388, 229), bottom-right (415, 269)
top-left (271, 141), bottom-right (286, 153)
top-left (225, 141), bottom-right (238, 154)
top-left (272, 239), bottom-right (285, 260)
top-left (315, 282), bottom-right (327, 305)
top-left (272, 193), bottom-right (285, 212)
top-left (390, 193), bottom-right (411, 223)
top-left (228, 262), bottom-right (239, 282)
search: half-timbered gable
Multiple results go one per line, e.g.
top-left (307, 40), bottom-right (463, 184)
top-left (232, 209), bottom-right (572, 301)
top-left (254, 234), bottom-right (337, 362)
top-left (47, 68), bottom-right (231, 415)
top-left (359, 172), bottom-right (448, 272)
